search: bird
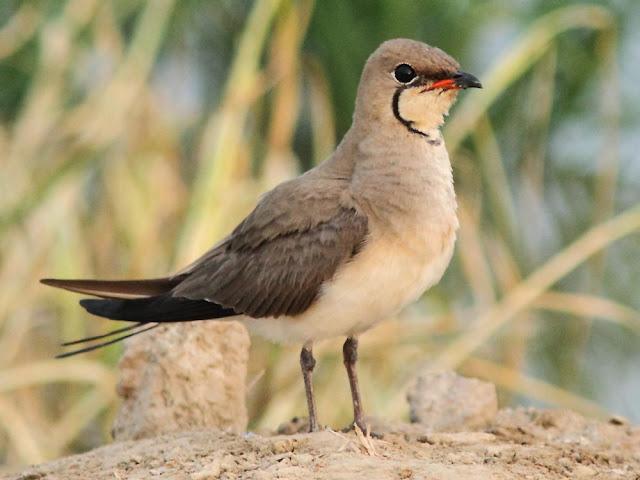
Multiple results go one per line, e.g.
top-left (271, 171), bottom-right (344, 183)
top-left (41, 38), bottom-right (481, 433)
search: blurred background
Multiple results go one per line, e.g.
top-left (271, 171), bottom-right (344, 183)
top-left (0, 0), bottom-right (639, 469)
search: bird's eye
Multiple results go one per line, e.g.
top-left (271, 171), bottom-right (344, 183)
top-left (394, 64), bottom-right (417, 84)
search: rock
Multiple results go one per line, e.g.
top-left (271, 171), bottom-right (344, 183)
top-left (407, 369), bottom-right (498, 431)
top-left (112, 321), bottom-right (250, 441)
top-left (190, 458), bottom-right (221, 479)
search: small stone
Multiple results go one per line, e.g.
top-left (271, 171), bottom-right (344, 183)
top-left (558, 457), bottom-right (572, 470)
top-left (277, 416), bottom-right (309, 435)
top-left (271, 439), bottom-right (296, 454)
top-left (407, 369), bottom-right (498, 431)
top-left (191, 459), bottom-right (221, 479)
top-left (399, 468), bottom-right (413, 478)
top-left (574, 465), bottom-right (597, 478)
top-left (608, 415), bottom-right (627, 426)
top-left (17, 473), bottom-right (45, 480)
top-left (421, 432), bottom-right (496, 446)
top-left (294, 453), bottom-right (314, 465)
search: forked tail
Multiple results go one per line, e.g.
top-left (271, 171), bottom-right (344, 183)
top-left (41, 277), bottom-right (236, 357)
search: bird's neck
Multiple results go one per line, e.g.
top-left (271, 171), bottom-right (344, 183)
top-left (335, 126), bottom-right (458, 234)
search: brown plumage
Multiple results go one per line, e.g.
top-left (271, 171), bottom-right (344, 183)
top-left (40, 277), bottom-right (184, 299)
top-left (175, 207), bottom-right (368, 317)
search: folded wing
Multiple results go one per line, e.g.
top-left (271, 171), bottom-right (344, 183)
top-left (174, 205), bottom-right (368, 318)
top-left (43, 175), bottom-right (369, 348)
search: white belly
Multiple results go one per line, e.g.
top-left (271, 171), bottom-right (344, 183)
top-left (242, 226), bottom-right (456, 344)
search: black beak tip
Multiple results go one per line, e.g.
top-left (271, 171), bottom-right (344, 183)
top-left (454, 71), bottom-right (482, 89)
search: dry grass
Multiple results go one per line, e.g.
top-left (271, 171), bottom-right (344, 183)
top-left (0, 1), bottom-right (636, 469)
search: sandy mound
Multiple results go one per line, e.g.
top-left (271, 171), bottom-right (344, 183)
top-left (6, 408), bottom-right (638, 479)
top-left (6, 334), bottom-right (638, 479)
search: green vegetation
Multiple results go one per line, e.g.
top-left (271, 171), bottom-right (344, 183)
top-left (0, 0), bottom-right (638, 468)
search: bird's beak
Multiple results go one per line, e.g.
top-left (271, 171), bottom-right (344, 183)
top-left (453, 71), bottom-right (482, 89)
top-left (426, 71), bottom-right (482, 91)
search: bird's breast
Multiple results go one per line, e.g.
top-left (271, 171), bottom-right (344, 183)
top-left (242, 218), bottom-right (457, 344)
top-left (243, 139), bottom-right (459, 343)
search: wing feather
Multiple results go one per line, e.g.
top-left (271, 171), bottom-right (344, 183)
top-left (40, 277), bottom-right (184, 299)
top-left (173, 179), bottom-right (368, 319)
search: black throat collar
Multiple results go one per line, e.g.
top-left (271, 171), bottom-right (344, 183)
top-left (391, 86), bottom-right (441, 146)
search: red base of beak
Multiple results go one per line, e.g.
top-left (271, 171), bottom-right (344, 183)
top-left (425, 78), bottom-right (459, 92)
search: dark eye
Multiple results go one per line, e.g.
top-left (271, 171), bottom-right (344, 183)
top-left (394, 64), bottom-right (416, 83)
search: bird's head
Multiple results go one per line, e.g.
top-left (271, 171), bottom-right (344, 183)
top-left (354, 39), bottom-right (481, 137)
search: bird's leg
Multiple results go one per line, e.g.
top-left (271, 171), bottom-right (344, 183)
top-left (300, 342), bottom-right (319, 432)
top-left (343, 336), bottom-right (367, 432)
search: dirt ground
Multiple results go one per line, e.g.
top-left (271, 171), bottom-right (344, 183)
top-left (5, 407), bottom-right (639, 479)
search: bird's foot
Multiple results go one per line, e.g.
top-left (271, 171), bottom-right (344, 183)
top-left (342, 419), bottom-right (384, 439)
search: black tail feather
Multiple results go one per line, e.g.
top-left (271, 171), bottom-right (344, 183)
top-left (61, 322), bottom-right (145, 346)
top-left (56, 295), bottom-right (236, 358)
top-left (79, 294), bottom-right (237, 323)
top-left (56, 324), bottom-right (160, 358)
